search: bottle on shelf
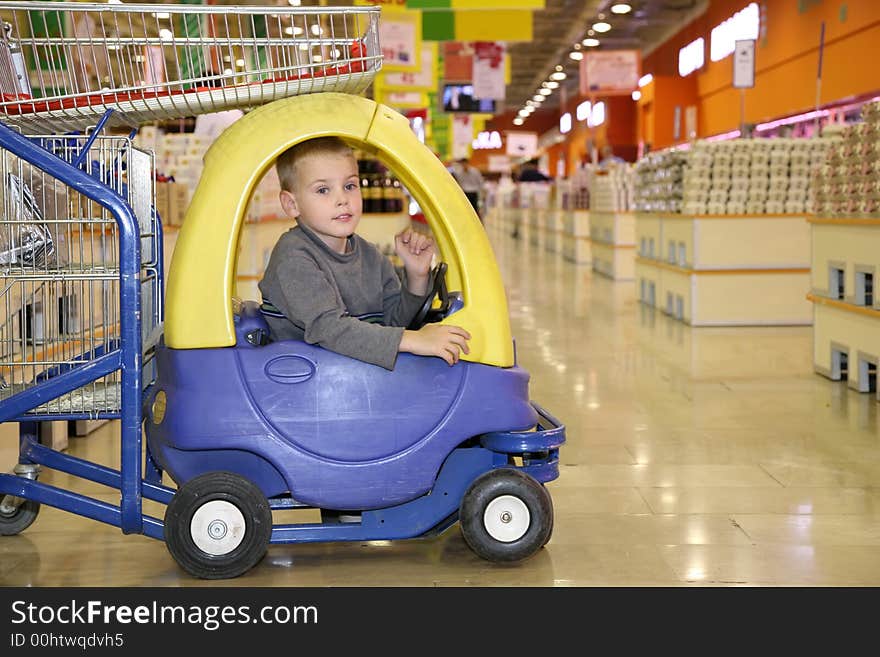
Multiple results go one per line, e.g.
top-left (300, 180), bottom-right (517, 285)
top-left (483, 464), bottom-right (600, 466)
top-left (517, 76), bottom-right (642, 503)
top-left (382, 175), bottom-right (395, 213)
top-left (392, 178), bottom-right (405, 213)
top-left (369, 174), bottom-right (383, 214)
top-left (360, 174), bottom-right (373, 213)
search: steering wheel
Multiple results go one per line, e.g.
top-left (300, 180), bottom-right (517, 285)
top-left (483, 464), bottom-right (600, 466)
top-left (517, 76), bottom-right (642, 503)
top-left (407, 262), bottom-right (450, 330)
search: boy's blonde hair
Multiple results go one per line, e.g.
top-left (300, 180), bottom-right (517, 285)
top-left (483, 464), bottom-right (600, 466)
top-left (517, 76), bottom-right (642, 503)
top-left (275, 137), bottom-right (355, 192)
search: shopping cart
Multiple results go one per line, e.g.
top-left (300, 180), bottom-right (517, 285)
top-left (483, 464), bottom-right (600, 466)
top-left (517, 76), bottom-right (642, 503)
top-left (0, 3), bottom-right (563, 581)
top-left (0, 1), bottom-right (381, 133)
top-left (0, 1), bottom-right (382, 548)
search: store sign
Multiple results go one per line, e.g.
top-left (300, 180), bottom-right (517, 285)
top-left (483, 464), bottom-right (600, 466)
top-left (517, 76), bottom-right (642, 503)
top-left (472, 130), bottom-right (502, 150)
top-left (678, 37), bottom-right (704, 77)
top-left (472, 41), bottom-right (506, 100)
top-left (732, 39), bottom-right (756, 88)
top-left (379, 10), bottom-right (421, 72)
top-left (505, 131), bottom-right (538, 158)
top-left (579, 50), bottom-right (640, 95)
top-left (710, 2), bottom-right (759, 62)
top-left (382, 43), bottom-right (436, 89)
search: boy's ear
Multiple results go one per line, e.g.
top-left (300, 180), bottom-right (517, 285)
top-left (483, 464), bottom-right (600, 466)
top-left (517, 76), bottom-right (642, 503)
top-left (279, 190), bottom-right (300, 219)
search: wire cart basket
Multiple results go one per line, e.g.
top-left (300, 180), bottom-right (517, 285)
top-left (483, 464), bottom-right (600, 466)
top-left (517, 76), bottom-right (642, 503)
top-left (0, 3), bottom-right (381, 540)
top-left (0, 1), bottom-right (381, 133)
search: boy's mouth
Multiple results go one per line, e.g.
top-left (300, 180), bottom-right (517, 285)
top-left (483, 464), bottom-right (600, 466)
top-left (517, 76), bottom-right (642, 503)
top-left (334, 213), bottom-right (353, 222)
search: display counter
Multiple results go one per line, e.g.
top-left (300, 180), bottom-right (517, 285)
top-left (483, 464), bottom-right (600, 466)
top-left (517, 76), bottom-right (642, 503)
top-left (808, 217), bottom-right (880, 399)
top-left (589, 211), bottom-right (635, 280)
top-left (635, 213), bottom-right (812, 325)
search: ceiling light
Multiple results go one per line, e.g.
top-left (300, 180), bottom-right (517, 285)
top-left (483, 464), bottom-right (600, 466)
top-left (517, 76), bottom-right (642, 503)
top-left (310, 24), bottom-right (323, 36)
top-left (518, 109), bottom-right (529, 117)
top-left (545, 80), bottom-right (559, 89)
top-left (592, 22), bottom-right (612, 33)
top-left (582, 38), bottom-right (600, 47)
top-left (153, 12), bottom-right (170, 19)
top-left (288, 0), bottom-right (302, 5)
top-left (513, 117), bottom-right (524, 125)
top-left (532, 94), bottom-right (545, 102)
top-left (569, 51), bottom-right (584, 61)
top-left (611, 3), bottom-right (632, 14)
top-left (526, 100), bottom-right (537, 107)
top-left (632, 90), bottom-right (641, 101)
top-left (539, 88), bottom-right (552, 96)
top-left (638, 73), bottom-right (653, 88)
top-left (550, 71), bottom-right (567, 81)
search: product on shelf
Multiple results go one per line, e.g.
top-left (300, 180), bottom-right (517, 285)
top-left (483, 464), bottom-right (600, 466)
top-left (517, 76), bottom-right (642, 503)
top-left (356, 152), bottom-right (406, 214)
top-left (634, 148), bottom-right (688, 213)
top-left (588, 164), bottom-right (635, 213)
top-left (634, 137), bottom-right (830, 216)
top-left (812, 101), bottom-right (878, 218)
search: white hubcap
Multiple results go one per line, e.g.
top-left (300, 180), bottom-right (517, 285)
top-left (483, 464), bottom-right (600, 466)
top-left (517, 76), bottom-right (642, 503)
top-left (190, 500), bottom-right (246, 555)
top-left (483, 495), bottom-right (530, 543)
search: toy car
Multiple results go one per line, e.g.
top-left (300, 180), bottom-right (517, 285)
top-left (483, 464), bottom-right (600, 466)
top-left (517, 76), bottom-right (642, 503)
top-left (144, 92), bottom-right (565, 578)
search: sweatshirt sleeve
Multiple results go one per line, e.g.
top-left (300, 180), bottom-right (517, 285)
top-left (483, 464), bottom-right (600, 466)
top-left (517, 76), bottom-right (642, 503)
top-left (380, 258), bottom-right (427, 327)
top-left (275, 254), bottom-right (405, 370)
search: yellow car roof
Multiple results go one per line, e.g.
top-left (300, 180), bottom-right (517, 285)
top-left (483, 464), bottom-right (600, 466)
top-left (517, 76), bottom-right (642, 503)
top-left (164, 92), bottom-right (513, 367)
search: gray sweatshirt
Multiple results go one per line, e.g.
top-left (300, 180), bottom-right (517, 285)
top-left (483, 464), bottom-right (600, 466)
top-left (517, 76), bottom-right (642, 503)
top-left (258, 223), bottom-right (425, 370)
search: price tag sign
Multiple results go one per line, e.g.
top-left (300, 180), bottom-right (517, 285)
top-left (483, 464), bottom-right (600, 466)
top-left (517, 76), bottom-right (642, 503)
top-left (733, 39), bottom-right (755, 89)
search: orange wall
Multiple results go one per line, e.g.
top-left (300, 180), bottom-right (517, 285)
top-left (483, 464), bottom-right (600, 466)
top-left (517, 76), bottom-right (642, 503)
top-left (637, 74), bottom-right (699, 150)
top-left (644, 0), bottom-right (880, 139)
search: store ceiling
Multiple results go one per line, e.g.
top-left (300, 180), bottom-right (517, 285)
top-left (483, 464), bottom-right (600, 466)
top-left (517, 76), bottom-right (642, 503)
top-left (186, 0), bottom-right (709, 114)
top-left (504, 0), bottom-right (707, 113)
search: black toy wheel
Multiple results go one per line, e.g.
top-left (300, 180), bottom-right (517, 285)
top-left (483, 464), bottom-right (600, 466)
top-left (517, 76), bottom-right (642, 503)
top-left (164, 472), bottom-right (272, 580)
top-left (459, 468), bottom-right (553, 562)
top-left (0, 498), bottom-right (40, 536)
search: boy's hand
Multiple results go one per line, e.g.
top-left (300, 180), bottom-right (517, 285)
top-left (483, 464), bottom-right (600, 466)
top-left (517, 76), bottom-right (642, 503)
top-left (400, 324), bottom-right (471, 366)
top-left (395, 228), bottom-right (434, 293)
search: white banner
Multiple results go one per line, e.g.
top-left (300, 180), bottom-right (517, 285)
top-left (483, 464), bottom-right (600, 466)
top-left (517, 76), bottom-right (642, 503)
top-left (505, 131), bottom-right (538, 159)
top-left (579, 50), bottom-right (640, 96)
top-left (472, 42), bottom-right (506, 101)
top-left (452, 114), bottom-right (474, 151)
top-left (382, 43), bottom-right (435, 89)
top-left (732, 39), bottom-right (756, 88)
top-left (380, 14), bottom-right (418, 70)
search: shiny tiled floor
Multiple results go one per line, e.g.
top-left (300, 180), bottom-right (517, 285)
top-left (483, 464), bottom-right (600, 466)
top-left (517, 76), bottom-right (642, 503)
top-left (3, 219), bottom-right (880, 586)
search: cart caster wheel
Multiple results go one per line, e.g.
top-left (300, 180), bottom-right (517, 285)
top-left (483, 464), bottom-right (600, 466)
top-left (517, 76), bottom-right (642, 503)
top-left (459, 468), bottom-right (553, 563)
top-left (165, 472), bottom-right (272, 580)
top-left (0, 498), bottom-right (40, 536)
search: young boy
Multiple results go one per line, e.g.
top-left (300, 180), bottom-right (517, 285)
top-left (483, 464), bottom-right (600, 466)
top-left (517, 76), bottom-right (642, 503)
top-left (259, 137), bottom-right (471, 370)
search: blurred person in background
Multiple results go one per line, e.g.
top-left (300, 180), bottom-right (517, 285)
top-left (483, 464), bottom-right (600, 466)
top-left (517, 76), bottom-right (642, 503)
top-left (450, 158), bottom-right (485, 221)
top-left (598, 144), bottom-right (625, 170)
top-left (515, 158), bottom-right (552, 182)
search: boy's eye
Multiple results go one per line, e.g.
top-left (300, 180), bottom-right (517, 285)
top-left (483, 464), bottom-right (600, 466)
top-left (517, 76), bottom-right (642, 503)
top-left (345, 183), bottom-right (359, 191)
top-left (316, 187), bottom-right (329, 194)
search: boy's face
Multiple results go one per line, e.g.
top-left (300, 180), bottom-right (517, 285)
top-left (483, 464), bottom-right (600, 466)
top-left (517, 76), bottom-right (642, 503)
top-left (279, 151), bottom-right (362, 253)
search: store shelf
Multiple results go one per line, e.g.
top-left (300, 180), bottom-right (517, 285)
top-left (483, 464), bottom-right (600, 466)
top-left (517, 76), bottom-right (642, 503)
top-left (561, 209), bottom-right (591, 265)
top-left (808, 216), bottom-right (879, 398)
top-left (589, 211), bottom-right (635, 281)
top-left (635, 212), bottom-right (812, 326)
